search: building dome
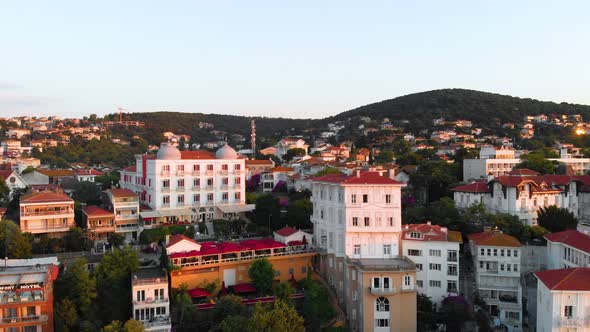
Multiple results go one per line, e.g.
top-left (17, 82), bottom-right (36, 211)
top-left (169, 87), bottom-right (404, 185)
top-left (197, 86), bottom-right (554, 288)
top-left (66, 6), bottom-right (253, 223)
top-left (216, 144), bottom-right (238, 159)
top-left (157, 143), bottom-right (182, 160)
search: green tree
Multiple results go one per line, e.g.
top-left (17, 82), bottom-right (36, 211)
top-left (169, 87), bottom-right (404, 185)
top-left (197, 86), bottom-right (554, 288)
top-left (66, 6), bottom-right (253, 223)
top-left (254, 194), bottom-right (281, 233)
top-left (171, 285), bottom-right (195, 328)
top-left (108, 232), bottom-right (125, 247)
top-left (274, 282), bottom-right (294, 302)
top-left (538, 205), bottom-right (578, 232)
top-left (286, 199), bottom-right (312, 229)
top-left (248, 300), bottom-right (305, 332)
top-left (0, 177), bottom-right (9, 205)
top-left (95, 248), bottom-right (139, 323)
top-left (55, 298), bottom-right (79, 332)
top-left (64, 227), bottom-right (94, 251)
top-left (102, 320), bottom-right (124, 332)
top-left (425, 198), bottom-right (461, 227)
top-left (410, 161), bottom-right (460, 202)
top-left (417, 294), bottom-right (437, 332)
top-left (314, 167), bottom-right (342, 176)
top-left (514, 153), bottom-right (557, 174)
top-left (55, 258), bottom-right (97, 318)
top-left (123, 319), bottom-right (145, 332)
top-left (72, 181), bottom-right (103, 205)
top-left (282, 148), bottom-right (306, 161)
top-left (219, 315), bottom-right (250, 332)
top-left (0, 219), bottom-right (32, 258)
top-left (374, 150), bottom-right (395, 163)
top-left (248, 258), bottom-right (274, 295)
top-left (212, 294), bottom-right (247, 323)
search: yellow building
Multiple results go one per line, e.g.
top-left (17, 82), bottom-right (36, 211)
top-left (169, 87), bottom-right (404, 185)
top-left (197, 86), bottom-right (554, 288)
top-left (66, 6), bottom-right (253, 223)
top-left (167, 234), bottom-right (315, 290)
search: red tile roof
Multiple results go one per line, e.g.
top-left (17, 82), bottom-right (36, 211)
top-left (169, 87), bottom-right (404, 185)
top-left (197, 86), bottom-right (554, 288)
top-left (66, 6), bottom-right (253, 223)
top-left (451, 181), bottom-right (489, 193)
top-left (245, 159), bottom-right (274, 166)
top-left (180, 150), bottom-right (216, 160)
top-left (166, 234), bottom-right (194, 248)
top-left (403, 223), bottom-right (462, 242)
top-left (20, 190), bottom-right (73, 204)
top-left (0, 170), bottom-right (15, 180)
top-left (535, 268), bottom-right (590, 291)
top-left (545, 230), bottom-right (590, 254)
top-left (37, 169), bottom-right (76, 177)
top-left (168, 238), bottom-right (289, 259)
top-left (76, 169), bottom-right (103, 176)
top-left (123, 165), bottom-right (137, 172)
top-left (83, 205), bottom-right (114, 217)
top-left (310, 171), bottom-right (403, 185)
top-left (275, 226), bottom-right (299, 237)
top-left (269, 166), bottom-right (294, 172)
top-left (469, 230), bottom-right (522, 247)
top-left (108, 188), bottom-right (137, 198)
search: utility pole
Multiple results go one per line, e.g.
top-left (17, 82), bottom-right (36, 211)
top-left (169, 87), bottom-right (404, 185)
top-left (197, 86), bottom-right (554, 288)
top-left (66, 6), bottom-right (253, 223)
top-left (250, 120), bottom-right (256, 157)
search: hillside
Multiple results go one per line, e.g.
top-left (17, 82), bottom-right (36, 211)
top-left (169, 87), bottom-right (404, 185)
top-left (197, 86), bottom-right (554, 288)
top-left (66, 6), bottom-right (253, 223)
top-left (328, 89), bottom-right (590, 131)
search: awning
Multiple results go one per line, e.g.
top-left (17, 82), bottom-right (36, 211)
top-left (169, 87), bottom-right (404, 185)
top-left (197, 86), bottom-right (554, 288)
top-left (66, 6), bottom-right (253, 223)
top-left (233, 283), bottom-right (256, 293)
top-left (218, 204), bottom-right (255, 214)
top-left (188, 288), bottom-right (210, 298)
top-left (158, 208), bottom-right (193, 217)
top-left (18, 273), bottom-right (45, 284)
top-left (140, 211), bottom-right (161, 218)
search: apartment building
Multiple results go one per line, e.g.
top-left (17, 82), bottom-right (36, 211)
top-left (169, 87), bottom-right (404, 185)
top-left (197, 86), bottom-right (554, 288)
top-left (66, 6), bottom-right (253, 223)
top-left (82, 205), bottom-right (115, 243)
top-left (545, 230), bottom-right (590, 269)
top-left (273, 137), bottom-right (309, 159)
top-left (120, 143), bottom-right (252, 225)
top-left (260, 166), bottom-right (294, 192)
top-left (167, 234), bottom-right (315, 290)
top-left (310, 170), bottom-right (417, 332)
top-left (19, 190), bottom-right (75, 237)
top-left (105, 189), bottom-right (140, 242)
top-left (131, 267), bottom-right (171, 332)
top-left (401, 222), bottom-right (462, 306)
top-left (0, 257), bottom-right (59, 332)
top-left (469, 229), bottom-right (522, 332)
top-left (535, 268), bottom-right (590, 332)
top-left (453, 169), bottom-right (590, 225)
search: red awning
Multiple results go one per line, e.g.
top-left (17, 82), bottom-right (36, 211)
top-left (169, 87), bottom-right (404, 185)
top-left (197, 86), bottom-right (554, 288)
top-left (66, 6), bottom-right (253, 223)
top-left (188, 288), bottom-right (210, 298)
top-left (233, 283), bottom-right (256, 293)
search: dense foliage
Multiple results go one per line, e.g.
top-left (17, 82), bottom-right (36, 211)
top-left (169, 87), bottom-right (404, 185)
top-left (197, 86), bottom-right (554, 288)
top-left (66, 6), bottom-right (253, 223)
top-left (537, 205), bottom-right (578, 232)
top-left (248, 258), bottom-right (275, 295)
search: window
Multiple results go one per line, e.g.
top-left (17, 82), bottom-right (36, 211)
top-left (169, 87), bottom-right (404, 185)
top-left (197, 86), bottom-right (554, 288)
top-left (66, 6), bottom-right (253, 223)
top-left (408, 249), bottom-right (421, 256)
top-left (447, 250), bottom-right (458, 262)
top-left (514, 250), bottom-right (519, 257)
top-left (507, 250), bottom-right (511, 257)
top-left (222, 177), bottom-right (229, 185)
top-left (289, 268), bottom-right (294, 276)
top-left (383, 245), bottom-right (391, 256)
top-left (507, 264), bottom-right (511, 272)
top-left (234, 192), bottom-right (241, 200)
top-left (429, 263), bottom-right (441, 271)
top-left (447, 280), bottom-right (458, 293)
top-left (363, 194), bottom-right (368, 203)
top-left (177, 179), bottom-right (184, 187)
top-left (373, 277), bottom-right (380, 288)
top-left (177, 195), bottom-right (184, 203)
top-left (352, 217), bottom-right (358, 226)
top-left (416, 263), bottom-right (423, 271)
top-left (564, 305), bottom-right (574, 318)
top-left (193, 179), bottom-right (200, 187)
top-left (388, 217), bottom-right (394, 226)
top-left (416, 280), bottom-right (423, 287)
top-left (500, 249), bottom-right (505, 256)
top-left (136, 290), bottom-right (145, 302)
top-left (487, 249), bottom-right (491, 256)
top-left (351, 194), bottom-right (357, 204)
top-left (222, 192), bottom-right (228, 201)
top-left (207, 193), bottom-right (214, 201)
top-left (410, 232), bottom-right (422, 239)
top-left (235, 177), bottom-right (241, 185)
top-left (493, 249), bottom-right (497, 256)
top-left (375, 297), bottom-right (390, 311)
top-left (193, 194), bottom-right (200, 202)
top-left (403, 275), bottom-right (412, 288)
top-left (353, 290), bottom-right (358, 301)
top-left (207, 178), bottom-right (213, 186)
top-left (429, 280), bottom-right (441, 287)
top-left (383, 277), bottom-right (390, 289)
top-left (514, 264), bottom-right (518, 272)
top-left (500, 264), bottom-right (504, 271)
top-left (193, 164), bottom-right (200, 171)
top-left (162, 165), bottom-right (170, 172)
top-left (177, 165), bottom-right (184, 172)
top-left (207, 164), bottom-right (213, 171)
top-left (162, 179), bottom-right (170, 188)
top-left (222, 164), bottom-right (228, 171)
top-left (385, 194), bottom-right (391, 204)
top-left (353, 245), bottom-right (361, 255)
top-left (448, 264), bottom-right (458, 276)
top-left (301, 266), bottom-right (307, 274)
top-left (352, 309), bottom-right (357, 320)
top-left (234, 164), bottom-right (241, 170)
top-left (375, 319), bottom-right (389, 327)
top-left (364, 217), bottom-right (370, 226)
top-left (429, 249), bottom-right (441, 257)
top-left (162, 196), bottom-right (170, 204)
top-left (480, 248), bottom-right (485, 256)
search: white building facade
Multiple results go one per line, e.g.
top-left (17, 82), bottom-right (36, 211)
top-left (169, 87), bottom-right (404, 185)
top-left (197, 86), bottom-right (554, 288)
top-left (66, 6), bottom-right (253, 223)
top-left (535, 268), bottom-right (590, 332)
top-left (401, 223), bottom-right (462, 306)
top-left (545, 230), bottom-right (590, 270)
top-left (469, 230), bottom-right (523, 332)
top-left (120, 143), bottom-right (253, 225)
top-left (132, 267), bottom-right (171, 332)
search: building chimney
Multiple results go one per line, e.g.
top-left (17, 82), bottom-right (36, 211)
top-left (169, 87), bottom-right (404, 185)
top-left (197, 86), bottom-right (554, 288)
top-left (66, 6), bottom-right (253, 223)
top-left (388, 168), bottom-right (396, 180)
top-left (426, 221), bottom-right (431, 225)
top-left (355, 169), bottom-right (361, 178)
top-left (165, 234), bottom-right (171, 245)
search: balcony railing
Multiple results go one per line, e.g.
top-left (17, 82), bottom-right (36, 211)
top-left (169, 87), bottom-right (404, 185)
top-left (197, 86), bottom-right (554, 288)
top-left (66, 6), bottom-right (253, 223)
top-left (133, 297), bottom-right (169, 305)
top-left (0, 293), bottom-right (45, 304)
top-left (142, 316), bottom-right (171, 329)
top-left (0, 315), bottom-right (48, 325)
top-left (22, 210), bottom-right (72, 216)
top-left (369, 287), bottom-right (397, 295)
top-left (174, 247), bottom-right (315, 268)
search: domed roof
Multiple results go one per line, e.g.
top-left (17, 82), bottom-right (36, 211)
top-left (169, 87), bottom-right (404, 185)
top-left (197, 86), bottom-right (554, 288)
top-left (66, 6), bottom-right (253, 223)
top-left (216, 144), bottom-right (238, 159)
top-left (157, 143), bottom-right (181, 160)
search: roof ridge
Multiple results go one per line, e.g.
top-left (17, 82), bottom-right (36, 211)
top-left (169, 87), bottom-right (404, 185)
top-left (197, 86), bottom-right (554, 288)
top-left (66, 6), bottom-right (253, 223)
top-left (551, 268), bottom-right (578, 290)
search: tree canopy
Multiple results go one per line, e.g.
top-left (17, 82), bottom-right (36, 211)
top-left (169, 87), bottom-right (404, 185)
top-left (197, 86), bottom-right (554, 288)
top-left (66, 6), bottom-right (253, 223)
top-left (514, 152), bottom-right (557, 174)
top-left (0, 219), bottom-right (32, 258)
top-left (248, 258), bottom-right (275, 295)
top-left (538, 205), bottom-right (578, 232)
top-left (248, 300), bottom-right (305, 332)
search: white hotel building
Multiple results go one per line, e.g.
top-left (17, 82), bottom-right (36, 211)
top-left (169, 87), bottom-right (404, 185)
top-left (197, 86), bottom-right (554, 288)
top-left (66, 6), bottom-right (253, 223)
top-left (120, 143), bottom-right (253, 225)
top-left (401, 223), bottom-right (462, 306)
top-left (311, 169), bottom-right (417, 332)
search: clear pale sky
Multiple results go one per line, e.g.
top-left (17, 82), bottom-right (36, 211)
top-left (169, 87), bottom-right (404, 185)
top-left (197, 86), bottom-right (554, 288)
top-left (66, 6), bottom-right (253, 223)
top-left (1, 1), bottom-right (589, 119)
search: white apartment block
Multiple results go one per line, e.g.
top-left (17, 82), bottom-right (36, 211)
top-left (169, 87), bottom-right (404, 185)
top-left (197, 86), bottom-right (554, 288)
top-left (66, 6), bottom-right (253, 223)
top-left (535, 268), bottom-right (590, 332)
top-left (106, 188), bottom-right (140, 242)
top-left (453, 169), bottom-right (590, 226)
top-left (131, 267), bottom-right (171, 332)
top-left (311, 169), bottom-right (417, 332)
top-left (469, 230), bottom-right (523, 332)
top-left (274, 137), bottom-right (309, 159)
top-left (402, 223), bottom-right (462, 306)
top-left (120, 143), bottom-right (252, 226)
top-left (545, 230), bottom-right (590, 270)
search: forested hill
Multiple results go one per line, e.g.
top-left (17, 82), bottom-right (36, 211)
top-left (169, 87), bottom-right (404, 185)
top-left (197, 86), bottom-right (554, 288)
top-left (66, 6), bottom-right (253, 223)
top-left (327, 89), bottom-right (590, 131)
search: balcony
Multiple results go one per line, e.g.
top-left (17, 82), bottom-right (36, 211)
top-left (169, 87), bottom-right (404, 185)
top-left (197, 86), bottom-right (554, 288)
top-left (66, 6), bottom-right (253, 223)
top-left (21, 209), bottom-right (72, 217)
top-left (192, 186), bottom-right (200, 190)
top-left (133, 297), bottom-right (169, 305)
top-left (369, 287), bottom-right (397, 295)
top-left (0, 293), bottom-right (45, 304)
top-left (160, 171), bottom-right (170, 176)
top-left (0, 315), bottom-right (49, 325)
top-left (192, 171), bottom-right (200, 176)
top-left (161, 187), bottom-right (170, 193)
top-left (176, 171), bottom-right (185, 176)
top-left (142, 316), bottom-right (171, 329)
top-left (176, 186), bottom-right (185, 192)
top-left (560, 317), bottom-right (584, 327)
top-left (400, 285), bottom-right (416, 292)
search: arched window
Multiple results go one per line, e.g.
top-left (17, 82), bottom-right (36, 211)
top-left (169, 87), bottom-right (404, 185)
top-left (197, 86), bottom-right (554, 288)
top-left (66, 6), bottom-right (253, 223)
top-left (375, 297), bottom-right (389, 312)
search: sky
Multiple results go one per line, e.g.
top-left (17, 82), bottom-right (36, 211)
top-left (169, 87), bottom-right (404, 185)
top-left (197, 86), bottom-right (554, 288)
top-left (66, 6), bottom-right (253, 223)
top-left (1, 1), bottom-right (589, 119)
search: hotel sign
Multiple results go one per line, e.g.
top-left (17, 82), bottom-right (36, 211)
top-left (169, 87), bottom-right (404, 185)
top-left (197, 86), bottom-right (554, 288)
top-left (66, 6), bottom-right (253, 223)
top-left (0, 283), bottom-right (43, 291)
